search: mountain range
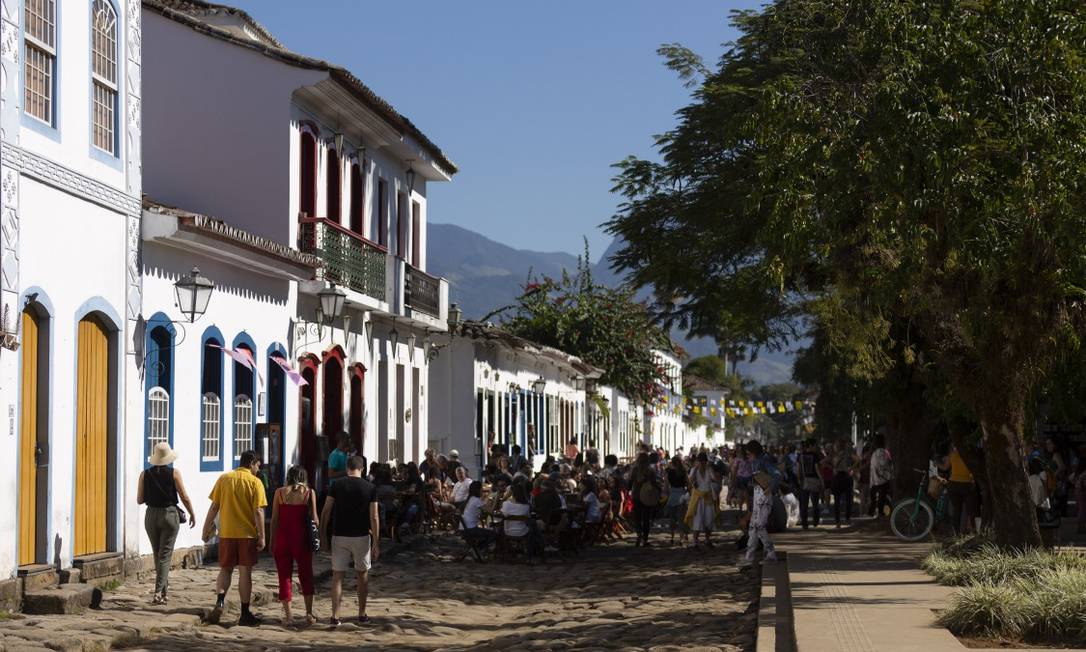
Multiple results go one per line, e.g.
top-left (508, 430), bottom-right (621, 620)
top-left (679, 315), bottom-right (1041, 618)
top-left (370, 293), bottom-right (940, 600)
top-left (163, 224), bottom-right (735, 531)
top-left (427, 223), bottom-right (796, 385)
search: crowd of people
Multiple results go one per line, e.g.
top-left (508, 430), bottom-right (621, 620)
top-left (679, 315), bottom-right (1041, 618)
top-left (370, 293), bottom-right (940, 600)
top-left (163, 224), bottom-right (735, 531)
top-left (131, 429), bottom-right (1084, 629)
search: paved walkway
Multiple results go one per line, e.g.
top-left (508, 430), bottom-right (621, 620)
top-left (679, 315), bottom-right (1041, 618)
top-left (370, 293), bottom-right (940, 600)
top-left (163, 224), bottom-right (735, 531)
top-left (776, 526), bottom-right (958, 652)
top-left (776, 523), bottom-right (1086, 652)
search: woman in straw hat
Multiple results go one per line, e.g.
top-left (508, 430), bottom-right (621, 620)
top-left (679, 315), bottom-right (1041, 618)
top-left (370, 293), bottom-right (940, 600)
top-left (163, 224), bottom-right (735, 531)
top-left (137, 442), bottom-right (197, 605)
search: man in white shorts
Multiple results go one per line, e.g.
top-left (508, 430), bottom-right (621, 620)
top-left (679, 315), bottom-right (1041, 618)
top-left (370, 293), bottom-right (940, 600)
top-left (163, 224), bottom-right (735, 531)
top-left (320, 455), bottom-right (379, 625)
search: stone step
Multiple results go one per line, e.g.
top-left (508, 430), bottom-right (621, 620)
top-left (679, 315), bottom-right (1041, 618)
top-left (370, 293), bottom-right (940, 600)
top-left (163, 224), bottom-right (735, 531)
top-left (18, 565), bottom-right (59, 592)
top-left (22, 583), bottom-right (101, 615)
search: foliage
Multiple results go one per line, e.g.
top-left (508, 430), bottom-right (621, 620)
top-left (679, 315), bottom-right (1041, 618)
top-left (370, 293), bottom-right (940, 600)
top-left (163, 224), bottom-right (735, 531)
top-left (924, 545), bottom-right (1086, 587)
top-left (497, 247), bottom-right (670, 405)
top-left (607, 0), bottom-right (1086, 547)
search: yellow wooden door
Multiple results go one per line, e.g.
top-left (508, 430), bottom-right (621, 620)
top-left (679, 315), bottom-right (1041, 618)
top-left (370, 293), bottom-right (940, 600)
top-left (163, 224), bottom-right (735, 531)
top-left (74, 317), bottom-right (108, 557)
top-left (19, 310), bottom-right (40, 566)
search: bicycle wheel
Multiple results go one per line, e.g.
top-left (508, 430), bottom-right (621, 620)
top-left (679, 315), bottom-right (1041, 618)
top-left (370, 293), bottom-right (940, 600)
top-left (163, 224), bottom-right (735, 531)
top-left (890, 498), bottom-right (934, 542)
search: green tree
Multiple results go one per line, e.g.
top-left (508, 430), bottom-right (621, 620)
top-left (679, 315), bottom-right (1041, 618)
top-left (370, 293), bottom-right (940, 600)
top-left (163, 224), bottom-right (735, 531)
top-left (608, 0), bottom-right (1086, 547)
top-left (496, 252), bottom-right (671, 405)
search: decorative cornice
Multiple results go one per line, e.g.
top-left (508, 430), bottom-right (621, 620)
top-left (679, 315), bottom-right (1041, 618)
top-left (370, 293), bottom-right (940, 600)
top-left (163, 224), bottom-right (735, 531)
top-left (0, 142), bottom-right (141, 217)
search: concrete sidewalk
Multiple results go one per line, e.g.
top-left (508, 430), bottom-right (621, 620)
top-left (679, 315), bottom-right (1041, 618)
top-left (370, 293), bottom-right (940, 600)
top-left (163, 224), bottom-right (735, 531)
top-left (776, 526), bottom-right (958, 652)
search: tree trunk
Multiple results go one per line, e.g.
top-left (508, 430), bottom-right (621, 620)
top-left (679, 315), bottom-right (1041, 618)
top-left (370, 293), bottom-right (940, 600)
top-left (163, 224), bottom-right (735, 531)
top-left (887, 380), bottom-right (938, 504)
top-left (977, 406), bottom-right (1041, 548)
top-left (947, 418), bottom-right (993, 529)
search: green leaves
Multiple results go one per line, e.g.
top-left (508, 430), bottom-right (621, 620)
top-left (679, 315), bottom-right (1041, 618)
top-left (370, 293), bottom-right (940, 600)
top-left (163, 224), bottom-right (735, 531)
top-left (496, 251), bottom-right (671, 405)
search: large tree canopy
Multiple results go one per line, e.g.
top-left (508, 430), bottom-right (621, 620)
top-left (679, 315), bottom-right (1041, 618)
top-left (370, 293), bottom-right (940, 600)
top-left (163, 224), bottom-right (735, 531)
top-left (608, 0), bottom-right (1086, 547)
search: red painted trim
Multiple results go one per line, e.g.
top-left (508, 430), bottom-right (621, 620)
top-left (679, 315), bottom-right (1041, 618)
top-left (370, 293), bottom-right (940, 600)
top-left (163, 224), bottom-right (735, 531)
top-left (298, 353), bottom-right (320, 371)
top-left (350, 362), bottom-right (367, 378)
top-left (322, 345), bottom-right (346, 365)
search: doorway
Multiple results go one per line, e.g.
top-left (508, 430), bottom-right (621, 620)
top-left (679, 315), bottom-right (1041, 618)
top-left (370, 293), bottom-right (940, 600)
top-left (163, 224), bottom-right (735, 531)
top-left (19, 307), bottom-right (49, 566)
top-left (74, 316), bottom-right (111, 557)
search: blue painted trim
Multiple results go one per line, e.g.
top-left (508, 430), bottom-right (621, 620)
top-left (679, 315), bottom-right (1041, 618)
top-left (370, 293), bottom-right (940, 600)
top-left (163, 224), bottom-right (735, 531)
top-left (143, 312), bottom-right (176, 467)
top-left (19, 0), bottom-right (61, 140)
top-left (69, 299), bottom-right (123, 564)
top-left (14, 287), bottom-right (56, 567)
top-left (199, 326), bottom-right (225, 473)
top-left (266, 342), bottom-right (287, 484)
top-left (86, 0), bottom-right (123, 167)
top-left (230, 332), bottom-right (258, 461)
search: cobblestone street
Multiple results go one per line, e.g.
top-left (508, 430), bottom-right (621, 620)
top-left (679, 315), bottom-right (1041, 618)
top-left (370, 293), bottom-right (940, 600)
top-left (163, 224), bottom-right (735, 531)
top-left (0, 534), bottom-right (758, 651)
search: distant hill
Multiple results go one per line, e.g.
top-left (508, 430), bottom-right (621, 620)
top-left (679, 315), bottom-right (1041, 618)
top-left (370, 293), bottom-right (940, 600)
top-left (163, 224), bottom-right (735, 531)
top-left (427, 222), bottom-right (797, 385)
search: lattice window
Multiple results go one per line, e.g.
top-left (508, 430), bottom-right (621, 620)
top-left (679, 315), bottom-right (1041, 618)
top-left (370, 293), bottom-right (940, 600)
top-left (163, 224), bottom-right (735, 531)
top-left (234, 395), bottom-right (253, 458)
top-left (202, 393), bottom-right (221, 461)
top-left (91, 0), bottom-right (118, 153)
top-left (147, 387), bottom-right (170, 461)
top-left (24, 0), bottom-right (56, 124)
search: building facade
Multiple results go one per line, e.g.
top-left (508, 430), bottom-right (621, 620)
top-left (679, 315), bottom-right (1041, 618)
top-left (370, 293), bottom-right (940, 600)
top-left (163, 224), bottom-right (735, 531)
top-left (140, 0), bottom-right (455, 508)
top-left (428, 321), bottom-right (603, 476)
top-left (1, 0), bottom-right (144, 581)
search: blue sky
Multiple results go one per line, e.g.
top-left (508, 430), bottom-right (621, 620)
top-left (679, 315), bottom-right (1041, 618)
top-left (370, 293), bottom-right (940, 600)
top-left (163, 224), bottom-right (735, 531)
top-left (227, 0), bottom-right (756, 257)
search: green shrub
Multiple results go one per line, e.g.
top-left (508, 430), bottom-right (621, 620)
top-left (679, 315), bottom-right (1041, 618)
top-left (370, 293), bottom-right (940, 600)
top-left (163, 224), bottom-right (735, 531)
top-left (937, 582), bottom-right (1026, 639)
top-left (923, 544), bottom-right (1086, 586)
top-left (937, 568), bottom-right (1086, 646)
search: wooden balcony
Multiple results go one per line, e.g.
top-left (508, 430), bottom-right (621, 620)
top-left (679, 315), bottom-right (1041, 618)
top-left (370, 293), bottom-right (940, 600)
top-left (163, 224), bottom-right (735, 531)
top-left (298, 214), bottom-right (387, 302)
top-left (404, 263), bottom-right (441, 318)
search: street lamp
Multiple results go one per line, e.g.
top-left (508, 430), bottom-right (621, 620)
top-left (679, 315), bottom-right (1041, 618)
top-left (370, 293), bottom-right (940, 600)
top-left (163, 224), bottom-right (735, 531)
top-left (317, 283), bottom-right (346, 324)
top-left (532, 377), bottom-right (546, 395)
top-left (174, 267), bottom-right (214, 323)
top-left (389, 319), bottom-right (400, 352)
top-left (333, 131), bottom-right (345, 156)
top-left (405, 163), bottom-right (416, 193)
top-left (447, 303), bottom-right (462, 329)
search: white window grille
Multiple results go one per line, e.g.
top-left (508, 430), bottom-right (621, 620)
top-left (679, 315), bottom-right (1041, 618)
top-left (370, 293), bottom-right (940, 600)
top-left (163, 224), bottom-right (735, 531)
top-left (147, 386), bottom-right (170, 461)
top-left (24, 0), bottom-right (56, 124)
top-left (234, 394), bottom-right (253, 458)
top-left (202, 392), bottom-right (221, 461)
top-left (91, 0), bottom-right (118, 153)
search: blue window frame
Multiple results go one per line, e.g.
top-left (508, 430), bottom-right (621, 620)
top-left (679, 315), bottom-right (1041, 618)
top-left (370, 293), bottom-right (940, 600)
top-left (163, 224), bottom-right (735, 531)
top-left (231, 333), bottom-right (257, 462)
top-left (143, 313), bottom-right (175, 466)
top-left (199, 326), bottom-right (224, 472)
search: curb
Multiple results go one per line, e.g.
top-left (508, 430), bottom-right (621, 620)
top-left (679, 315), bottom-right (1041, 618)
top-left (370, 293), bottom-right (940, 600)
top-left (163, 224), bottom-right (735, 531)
top-left (756, 551), bottom-right (796, 652)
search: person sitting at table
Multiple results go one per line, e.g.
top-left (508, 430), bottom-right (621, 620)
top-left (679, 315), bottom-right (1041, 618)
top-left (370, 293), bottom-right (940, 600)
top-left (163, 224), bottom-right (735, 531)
top-left (509, 445), bottom-right (526, 475)
top-left (582, 477), bottom-right (603, 525)
top-left (374, 467), bottom-right (400, 541)
top-left (451, 466), bottom-right (472, 511)
top-left (429, 477), bottom-right (458, 527)
top-left (460, 481), bottom-right (496, 551)
top-left (493, 457), bottom-right (514, 486)
top-left (533, 479), bottom-right (566, 530)
top-left (514, 461), bottom-right (533, 483)
top-left (446, 450), bottom-right (463, 480)
top-left (419, 449), bottom-right (438, 482)
top-left (558, 464), bottom-right (578, 494)
top-left (502, 480), bottom-right (543, 561)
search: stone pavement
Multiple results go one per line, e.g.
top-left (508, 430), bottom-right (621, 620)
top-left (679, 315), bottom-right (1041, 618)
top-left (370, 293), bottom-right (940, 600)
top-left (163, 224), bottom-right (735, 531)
top-left (774, 523), bottom-right (1086, 652)
top-left (0, 532), bottom-right (759, 651)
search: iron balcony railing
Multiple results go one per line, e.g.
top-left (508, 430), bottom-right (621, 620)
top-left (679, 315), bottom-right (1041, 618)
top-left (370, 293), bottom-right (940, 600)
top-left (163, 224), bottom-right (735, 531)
top-left (404, 263), bottom-right (441, 317)
top-left (298, 214), bottom-right (387, 302)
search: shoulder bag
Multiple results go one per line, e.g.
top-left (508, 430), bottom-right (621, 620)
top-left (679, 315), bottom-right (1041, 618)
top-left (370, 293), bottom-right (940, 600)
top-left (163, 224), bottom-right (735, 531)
top-left (306, 489), bottom-right (321, 552)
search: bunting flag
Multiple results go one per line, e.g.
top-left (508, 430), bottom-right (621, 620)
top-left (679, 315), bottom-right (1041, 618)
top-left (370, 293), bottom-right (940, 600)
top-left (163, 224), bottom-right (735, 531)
top-left (271, 354), bottom-right (309, 387)
top-left (210, 344), bottom-right (264, 386)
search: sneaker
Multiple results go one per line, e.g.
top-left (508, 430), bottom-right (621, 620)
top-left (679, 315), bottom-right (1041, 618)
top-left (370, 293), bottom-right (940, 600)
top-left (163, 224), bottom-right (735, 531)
top-left (207, 605), bottom-right (223, 625)
top-left (151, 593), bottom-right (166, 606)
top-left (238, 612), bottom-right (262, 627)
top-left (356, 615), bottom-right (371, 625)
top-left (330, 617), bottom-right (342, 627)
top-left (738, 558), bottom-right (754, 568)
top-left (765, 551), bottom-right (779, 562)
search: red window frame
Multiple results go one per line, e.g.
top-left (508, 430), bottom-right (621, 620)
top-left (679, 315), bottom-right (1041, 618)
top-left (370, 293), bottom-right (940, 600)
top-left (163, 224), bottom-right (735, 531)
top-left (377, 179), bottom-right (388, 247)
top-left (326, 148), bottom-right (341, 221)
top-left (411, 200), bottom-right (421, 268)
top-left (396, 192), bottom-right (406, 259)
top-left (299, 129), bottom-right (317, 217)
top-left (349, 161), bottom-right (364, 235)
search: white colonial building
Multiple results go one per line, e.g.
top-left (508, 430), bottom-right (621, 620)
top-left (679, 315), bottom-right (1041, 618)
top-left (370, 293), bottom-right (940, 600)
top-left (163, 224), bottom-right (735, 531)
top-left (428, 320), bottom-right (609, 476)
top-left (644, 348), bottom-right (711, 453)
top-left (139, 0), bottom-right (454, 527)
top-left (0, 0), bottom-right (146, 591)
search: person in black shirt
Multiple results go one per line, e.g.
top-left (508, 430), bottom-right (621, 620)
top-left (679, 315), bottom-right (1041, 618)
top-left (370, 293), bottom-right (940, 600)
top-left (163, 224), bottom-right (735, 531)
top-left (320, 455), bottom-right (379, 626)
top-left (796, 439), bottom-right (824, 529)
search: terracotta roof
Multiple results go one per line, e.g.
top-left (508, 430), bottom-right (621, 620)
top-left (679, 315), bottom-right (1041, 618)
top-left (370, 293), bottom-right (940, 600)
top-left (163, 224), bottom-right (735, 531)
top-left (683, 374), bottom-right (731, 393)
top-left (143, 197), bottom-right (321, 270)
top-left (145, 0), bottom-right (284, 48)
top-left (143, 0), bottom-right (458, 176)
top-left (454, 320), bottom-right (602, 378)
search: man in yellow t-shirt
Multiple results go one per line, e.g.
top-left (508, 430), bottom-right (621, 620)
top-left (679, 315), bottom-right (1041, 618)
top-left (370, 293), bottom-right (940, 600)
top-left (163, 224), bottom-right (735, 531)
top-left (202, 450), bottom-right (267, 626)
top-left (946, 445), bottom-right (978, 535)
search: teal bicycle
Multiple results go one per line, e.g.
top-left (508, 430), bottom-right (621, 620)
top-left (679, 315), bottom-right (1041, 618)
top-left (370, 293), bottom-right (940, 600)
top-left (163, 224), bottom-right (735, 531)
top-left (890, 467), bottom-right (949, 541)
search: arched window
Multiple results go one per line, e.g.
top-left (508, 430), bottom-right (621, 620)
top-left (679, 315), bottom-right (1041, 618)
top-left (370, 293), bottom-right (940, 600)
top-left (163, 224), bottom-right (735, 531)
top-left (24, 0), bottom-right (57, 124)
top-left (299, 127), bottom-right (317, 216)
top-left (200, 330), bottom-right (224, 469)
top-left (144, 321), bottom-right (174, 464)
top-left (91, 0), bottom-right (119, 154)
top-left (232, 340), bottom-right (255, 460)
top-left (234, 395), bottom-right (254, 456)
top-left (326, 147), bottom-right (341, 221)
top-left (349, 161), bottom-right (364, 235)
top-left (147, 387), bottom-right (170, 454)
